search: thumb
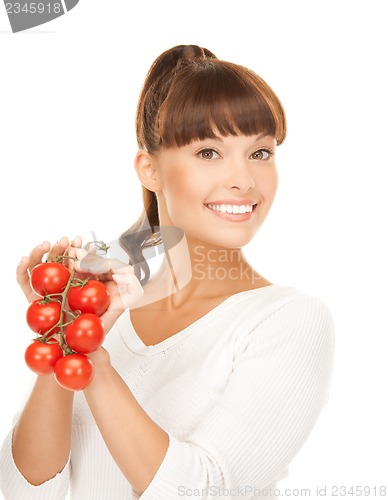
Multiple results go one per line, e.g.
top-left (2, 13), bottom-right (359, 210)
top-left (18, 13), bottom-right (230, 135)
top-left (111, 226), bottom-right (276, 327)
top-left (112, 267), bottom-right (144, 310)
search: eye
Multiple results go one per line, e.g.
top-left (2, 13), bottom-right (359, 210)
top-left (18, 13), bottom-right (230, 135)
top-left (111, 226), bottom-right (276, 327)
top-left (251, 149), bottom-right (274, 160)
top-left (197, 148), bottom-right (221, 160)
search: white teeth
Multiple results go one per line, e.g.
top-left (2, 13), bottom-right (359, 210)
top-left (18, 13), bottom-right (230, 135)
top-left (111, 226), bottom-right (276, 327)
top-left (206, 204), bottom-right (254, 214)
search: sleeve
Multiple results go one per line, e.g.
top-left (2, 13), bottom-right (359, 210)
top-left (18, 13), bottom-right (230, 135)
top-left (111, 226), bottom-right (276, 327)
top-left (0, 424), bottom-right (71, 500)
top-left (139, 295), bottom-right (335, 499)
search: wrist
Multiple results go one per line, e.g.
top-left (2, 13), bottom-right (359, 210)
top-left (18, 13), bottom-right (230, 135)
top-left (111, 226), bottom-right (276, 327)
top-left (84, 347), bottom-right (112, 385)
top-left (87, 346), bottom-right (110, 365)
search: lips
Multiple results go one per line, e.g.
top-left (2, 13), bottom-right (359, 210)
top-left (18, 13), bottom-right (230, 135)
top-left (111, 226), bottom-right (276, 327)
top-left (204, 199), bottom-right (257, 206)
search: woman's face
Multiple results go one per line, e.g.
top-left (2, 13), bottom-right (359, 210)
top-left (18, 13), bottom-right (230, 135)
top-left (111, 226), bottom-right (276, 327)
top-left (153, 133), bottom-right (278, 249)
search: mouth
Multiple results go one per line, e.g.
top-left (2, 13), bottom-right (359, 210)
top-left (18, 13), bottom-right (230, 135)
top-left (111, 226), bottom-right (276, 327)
top-left (204, 203), bottom-right (257, 214)
top-left (204, 203), bottom-right (258, 222)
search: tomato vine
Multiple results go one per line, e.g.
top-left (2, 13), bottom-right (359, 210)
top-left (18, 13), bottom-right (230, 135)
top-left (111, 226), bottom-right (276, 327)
top-left (24, 240), bottom-right (111, 390)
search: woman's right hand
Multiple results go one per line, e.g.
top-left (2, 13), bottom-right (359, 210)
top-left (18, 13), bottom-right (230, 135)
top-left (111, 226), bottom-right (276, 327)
top-left (16, 236), bottom-right (82, 303)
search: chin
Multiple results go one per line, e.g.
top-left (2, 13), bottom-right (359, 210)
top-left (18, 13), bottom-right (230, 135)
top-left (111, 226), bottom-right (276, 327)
top-left (203, 231), bottom-right (257, 249)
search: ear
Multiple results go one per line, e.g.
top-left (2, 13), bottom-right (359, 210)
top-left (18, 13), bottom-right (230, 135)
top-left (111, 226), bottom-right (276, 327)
top-left (134, 150), bottom-right (161, 193)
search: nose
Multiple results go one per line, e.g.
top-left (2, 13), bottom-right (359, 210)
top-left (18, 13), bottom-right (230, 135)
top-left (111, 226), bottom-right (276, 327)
top-left (223, 158), bottom-right (255, 192)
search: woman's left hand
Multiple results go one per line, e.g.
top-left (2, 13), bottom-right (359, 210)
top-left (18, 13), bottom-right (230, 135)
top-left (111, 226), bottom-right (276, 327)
top-left (71, 244), bottom-right (144, 335)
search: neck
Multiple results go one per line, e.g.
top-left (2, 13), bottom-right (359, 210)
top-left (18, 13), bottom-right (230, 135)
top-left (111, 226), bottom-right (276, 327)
top-left (139, 230), bottom-right (266, 309)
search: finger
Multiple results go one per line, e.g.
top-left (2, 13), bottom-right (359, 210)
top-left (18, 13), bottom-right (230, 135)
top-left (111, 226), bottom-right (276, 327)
top-left (73, 251), bottom-right (128, 276)
top-left (65, 246), bottom-right (78, 273)
top-left (112, 272), bottom-right (144, 310)
top-left (27, 241), bottom-right (51, 272)
top-left (16, 256), bottom-right (36, 302)
top-left (110, 263), bottom-right (135, 275)
top-left (62, 237), bottom-right (85, 273)
top-left (47, 236), bottom-right (70, 262)
top-left (74, 253), bottom-right (110, 275)
top-left (99, 264), bottom-right (135, 283)
top-left (16, 256), bottom-right (30, 288)
top-left (70, 235), bottom-right (83, 248)
top-left (70, 247), bottom-right (100, 279)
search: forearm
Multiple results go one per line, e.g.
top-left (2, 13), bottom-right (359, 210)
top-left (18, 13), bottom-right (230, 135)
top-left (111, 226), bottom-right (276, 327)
top-left (83, 349), bottom-right (169, 496)
top-left (12, 374), bottom-right (74, 486)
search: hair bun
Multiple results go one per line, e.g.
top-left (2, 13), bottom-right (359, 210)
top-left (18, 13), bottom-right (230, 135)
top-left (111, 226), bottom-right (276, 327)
top-left (143, 45), bottom-right (216, 93)
top-left (180, 45), bottom-right (217, 61)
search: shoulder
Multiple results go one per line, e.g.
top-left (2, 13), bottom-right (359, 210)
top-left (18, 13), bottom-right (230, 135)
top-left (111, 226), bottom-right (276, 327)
top-left (235, 284), bottom-right (335, 347)
top-left (234, 284), bottom-right (333, 321)
top-left (264, 285), bottom-right (334, 326)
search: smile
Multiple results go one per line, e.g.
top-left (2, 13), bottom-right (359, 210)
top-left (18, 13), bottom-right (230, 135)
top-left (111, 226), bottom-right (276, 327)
top-left (204, 203), bottom-right (257, 222)
top-left (205, 203), bottom-right (256, 214)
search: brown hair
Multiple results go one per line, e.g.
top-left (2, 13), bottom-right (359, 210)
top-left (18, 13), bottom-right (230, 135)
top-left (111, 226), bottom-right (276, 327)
top-left (120, 44), bottom-right (287, 284)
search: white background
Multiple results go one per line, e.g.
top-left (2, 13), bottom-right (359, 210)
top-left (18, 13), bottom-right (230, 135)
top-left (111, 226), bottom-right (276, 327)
top-left (1, 1), bottom-right (387, 498)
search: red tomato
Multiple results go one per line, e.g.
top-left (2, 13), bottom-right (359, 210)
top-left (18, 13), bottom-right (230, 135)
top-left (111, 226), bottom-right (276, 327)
top-left (30, 262), bottom-right (70, 297)
top-left (68, 280), bottom-right (110, 316)
top-left (65, 313), bottom-right (105, 353)
top-left (25, 339), bottom-right (64, 375)
top-left (54, 354), bottom-right (94, 391)
top-left (26, 300), bottom-right (61, 335)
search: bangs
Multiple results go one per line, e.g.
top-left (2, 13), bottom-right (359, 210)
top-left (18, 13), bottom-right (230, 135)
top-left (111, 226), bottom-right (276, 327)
top-left (158, 61), bottom-right (286, 149)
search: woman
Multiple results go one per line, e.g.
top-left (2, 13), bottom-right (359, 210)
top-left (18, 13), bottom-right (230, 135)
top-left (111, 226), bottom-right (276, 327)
top-left (0, 45), bottom-right (335, 499)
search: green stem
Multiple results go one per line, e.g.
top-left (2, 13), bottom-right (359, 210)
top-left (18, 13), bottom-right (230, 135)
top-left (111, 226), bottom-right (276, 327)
top-left (58, 268), bottom-right (77, 354)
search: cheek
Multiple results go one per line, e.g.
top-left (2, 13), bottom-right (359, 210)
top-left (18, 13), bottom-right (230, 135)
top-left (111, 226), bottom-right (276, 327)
top-left (258, 168), bottom-right (278, 199)
top-left (164, 169), bottom-right (205, 204)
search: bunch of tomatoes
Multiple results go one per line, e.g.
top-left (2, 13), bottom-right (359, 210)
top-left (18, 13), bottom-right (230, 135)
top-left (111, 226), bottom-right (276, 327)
top-left (25, 257), bottom-right (110, 391)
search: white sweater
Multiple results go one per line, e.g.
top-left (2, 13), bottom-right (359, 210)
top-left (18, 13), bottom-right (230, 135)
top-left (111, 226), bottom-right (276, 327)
top-left (0, 284), bottom-right (335, 500)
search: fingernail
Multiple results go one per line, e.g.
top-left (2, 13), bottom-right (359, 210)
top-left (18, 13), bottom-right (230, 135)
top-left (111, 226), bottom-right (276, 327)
top-left (71, 235), bottom-right (81, 246)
